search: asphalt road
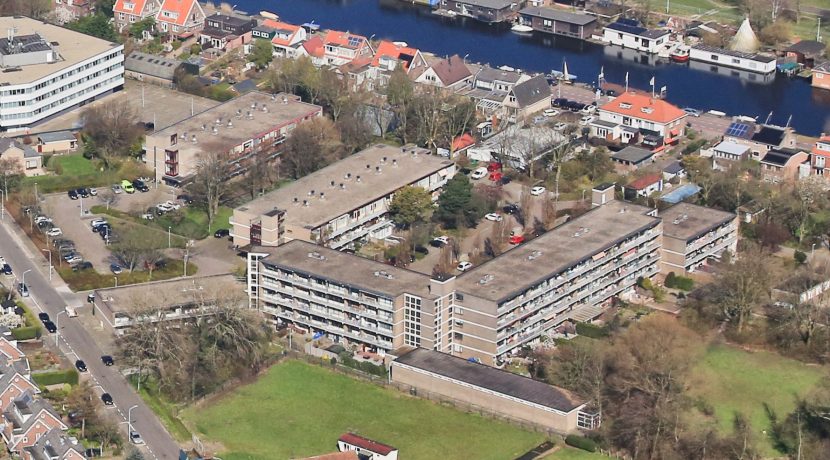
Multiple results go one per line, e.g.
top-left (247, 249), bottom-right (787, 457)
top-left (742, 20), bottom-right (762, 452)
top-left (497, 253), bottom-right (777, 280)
top-left (0, 215), bottom-right (179, 459)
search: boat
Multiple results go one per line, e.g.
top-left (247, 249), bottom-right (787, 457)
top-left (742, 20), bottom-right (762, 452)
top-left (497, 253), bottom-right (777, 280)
top-left (511, 23), bottom-right (533, 34)
top-left (260, 11), bottom-right (279, 20)
top-left (670, 45), bottom-right (690, 63)
top-left (392, 41), bottom-right (409, 47)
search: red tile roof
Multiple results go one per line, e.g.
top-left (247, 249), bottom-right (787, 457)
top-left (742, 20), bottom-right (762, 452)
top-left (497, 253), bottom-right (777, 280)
top-left (114, 0), bottom-right (149, 14)
top-left (264, 20), bottom-right (302, 47)
top-left (299, 452), bottom-right (359, 460)
top-left (324, 30), bottom-right (368, 50)
top-left (600, 92), bottom-right (686, 124)
top-left (452, 133), bottom-right (476, 151)
top-left (371, 40), bottom-right (419, 69)
top-left (338, 433), bottom-right (396, 455)
top-left (302, 35), bottom-right (325, 58)
top-left (626, 173), bottom-right (662, 190)
top-left (157, 0), bottom-right (197, 26)
top-left (814, 138), bottom-right (830, 156)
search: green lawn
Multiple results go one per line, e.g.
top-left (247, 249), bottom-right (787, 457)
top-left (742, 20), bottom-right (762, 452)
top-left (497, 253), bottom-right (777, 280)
top-left (26, 156), bottom-right (150, 193)
top-left (129, 376), bottom-right (191, 442)
top-left (58, 259), bottom-right (197, 291)
top-left (182, 360), bottom-right (545, 460)
top-left (544, 447), bottom-right (605, 460)
top-left (91, 205), bottom-right (232, 240)
top-left (50, 154), bottom-right (98, 176)
top-left (688, 344), bottom-right (827, 456)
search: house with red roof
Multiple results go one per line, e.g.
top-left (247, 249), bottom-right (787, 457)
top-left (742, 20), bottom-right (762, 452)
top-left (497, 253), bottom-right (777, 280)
top-left (113, 0), bottom-right (160, 33)
top-left (155, 0), bottom-right (206, 38)
top-left (2, 393), bottom-right (67, 455)
top-left (623, 173), bottom-right (663, 200)
top-left (592, 92), bottom-right (687, 150)
top-left (300, 31), bottom-right (373, 67)
top-left (337, 433), bottom-right (398, 460)
top-left (370, 41), bottom-right (428, 82)
top-left (255, 20), bottom-right (307, 58)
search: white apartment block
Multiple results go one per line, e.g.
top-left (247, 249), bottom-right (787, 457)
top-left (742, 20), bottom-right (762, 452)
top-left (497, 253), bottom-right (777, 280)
top-left (0, 17), bottom-right (124, 131)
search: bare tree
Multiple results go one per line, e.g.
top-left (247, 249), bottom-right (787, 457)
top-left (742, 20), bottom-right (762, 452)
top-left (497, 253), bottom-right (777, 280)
top-left (386, 66), bottom-right (415, 143)
top-left (191, 145), bottom-right (231, 229)
top-left (98, 189), bottom-right (120, 211)
top-left (414, 86), bottom-right (445, 151)
top-left (712, 243), bottom-right (776, 333)
top-left (0, 157), bottom-right (23, 197)
top-left (80, 100), bottom-right (144, 166)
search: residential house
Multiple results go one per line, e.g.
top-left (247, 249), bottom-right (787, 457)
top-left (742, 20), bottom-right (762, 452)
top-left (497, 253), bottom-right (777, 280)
top-left (689, 45), bottom-right (777, 74)
top-left (465, 65), bottom-right (530, 116)
top-left (1, 393), bottom-right (67, 455)
top-left (623, 173), bottom-right (663, 199)
top-left (144, 91), bottom-right (322, 185)
top-left (34, 131), bottom-right (77, 154)
top-left (337, 433), bottom-right (398, 460)
top-left (53, 0), bottom-right (96, 23)
top-left (0, 364), bottom-right (39, 413)
top-left (724, 123), bottom-right (798, 160)
top-left (593, 92), bottom-right (687, 148)
top-left (303, 31), bottom-right (373, 67)
top-left (812, 62), bottom-right (830, 90)
top-left (155, 0), bottom-right (206, 38)
top-left (391, 348), bottom-right (600, 433)
top-left (759, 148), bottom-right (809, 183)
top-left (737, 200), bottom-right (765, 223)
top-left (659, 202), bottom-right (738, 274)
top-left (784, 40), bottom-right (826, 68)
top-left (518, 6), bottom-right (597, 40)
top-left (662, 161), bottom-right (686, 181)
top-left (22, 429), bottom-right (85, 460)
top-left (255, 20), bottom-right (307, 58)
top-left (337, 58), bottom-right (375, 91)
top-left (113, 0), bottom-right (159, 33)
top-left (0, 338), bottom-right (25, 366)
top-left (709, 140), bottom-right (750, 171)
top-left (199, 13), bottom-right (257, 51)
top-left (610, 146), bottom-right (654, 172)
top-left (439, 0), bottom-right (525, 24)
top-left (603, 19), bottom-right (669, 54)
top-left (414, 55), bottom-right (473, 90)
top-left (810, 135), bottom-right (830, 185)
top-left (0, 139), bottom-right (43, 177)
top-left (125, 51), bottom-right (198, 88)
top-left (370, 41), bottom-right (428, 86)
top-left (502, 75), bottom-right (551, 121)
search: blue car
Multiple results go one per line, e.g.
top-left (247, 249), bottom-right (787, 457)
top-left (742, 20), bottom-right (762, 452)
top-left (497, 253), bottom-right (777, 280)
top-left (110, 263), bottom-right (123, 275)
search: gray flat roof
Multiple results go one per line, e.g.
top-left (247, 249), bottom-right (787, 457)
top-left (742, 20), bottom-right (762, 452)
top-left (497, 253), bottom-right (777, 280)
top-left (692, 44), bottom-right (777, 63)
top-left (394, 348), bottom-right (584, 412)
top-left (611, 146), bottom-right (654, 163)
top-left (456, 200), bottom-right (660, 302)
top-left (238, 144), bottom-right (453, 229)
top-left (259, 240), bottom-right (433, 299)
top-left (36, 131), bottom-right (75, 143)
top-left (713, 140), bottom-right (750, 156)
top-left (659, 202), bottom-right (735, 242)
top-left (0, 16), bottom-right (121, 85)
top-left (125, 51), bottom-right (181, 81)
top-left (150, 91), bottom-right (322, 149)
top-left (475, 65), bottom-right (525, 84)
top-left (93, 274), bottom-right (241, 313)
top-left (457, 0), bottom-right (515, 9)
top-left (519, 6), bottom-right (597, 26)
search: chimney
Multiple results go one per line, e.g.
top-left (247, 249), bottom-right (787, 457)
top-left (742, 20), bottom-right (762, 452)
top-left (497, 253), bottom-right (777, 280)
top-left (339, 182), bottom-right (345, 190)
top-left (319, 192), bottom-right (325, 200)
top-left (302, 199), bottom-right (309, 207)
top-left (330, 180), bottom-right (335, 187)
top-left (356, 175), bottom-right (362, 183)
top-left (293, 197), bottom-right (299, 205)
top-left (375, 166), bottom-right (381, 174)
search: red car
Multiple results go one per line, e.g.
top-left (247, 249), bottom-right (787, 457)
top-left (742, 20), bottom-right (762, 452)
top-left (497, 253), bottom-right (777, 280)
top-left (508, 235), bottom-right (525, 245)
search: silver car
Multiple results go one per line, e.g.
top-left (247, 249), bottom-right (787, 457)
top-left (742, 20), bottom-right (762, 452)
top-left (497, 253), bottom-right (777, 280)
top-left (111, 184), bottom-right (123, 194)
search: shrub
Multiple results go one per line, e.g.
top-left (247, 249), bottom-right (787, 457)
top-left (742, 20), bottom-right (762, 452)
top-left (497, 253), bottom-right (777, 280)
top-left (665, 272), bottom-right (677, 288)
top-left (575, 322), bottom-right (609, 339)
top-left (794, 250), bottom-right (807, 265)
top-left (337, 352), bottom-right (387, 378)
top-left (674, 276), bottom-right (694, 291)
top-left (565, 434), bottom-right (597, 452)
top-left (33, 369), bottom-right (79, 387)
top-left (11, 326), bottom-right (40, 340)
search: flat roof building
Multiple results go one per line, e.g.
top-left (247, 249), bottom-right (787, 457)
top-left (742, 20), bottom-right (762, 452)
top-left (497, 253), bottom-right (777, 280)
top-left (232, 144), bottom-right (455, 249)
top-left (144, 91), bottom-right (322, 184)
top-left (658, 202), bottom-right (738, 274)
top-left (519, 6), bottom-right (597, 40)
top-left (0, 16), bottom-right (124, 131)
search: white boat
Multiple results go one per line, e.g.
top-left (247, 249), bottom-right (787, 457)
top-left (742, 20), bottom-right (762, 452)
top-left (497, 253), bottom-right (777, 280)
top-left (260, 11), bottom-right (279, 20)
top-left (393, 41), bottom-right (409, 47)
top-left (511, 24), bottom-right (533, 34)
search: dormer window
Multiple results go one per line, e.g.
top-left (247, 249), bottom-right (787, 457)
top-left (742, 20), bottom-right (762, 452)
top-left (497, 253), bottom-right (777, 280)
top-left (641, 107), bottom-right (653, 114)
top-left (619, 103), bottom-right (632, 109)
top-left (124, 2), bottom-right (135, 9)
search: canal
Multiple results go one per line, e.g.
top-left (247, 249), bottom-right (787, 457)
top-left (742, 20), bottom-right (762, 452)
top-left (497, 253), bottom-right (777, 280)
top-left (236, 0), bottom-right (829, 136)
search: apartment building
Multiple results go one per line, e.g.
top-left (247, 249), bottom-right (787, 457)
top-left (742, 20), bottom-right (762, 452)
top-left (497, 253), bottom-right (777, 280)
top-left (231, 145), bottom-right (455, 249)
top-left (0, 17), bottom-right (124, 132)
top-left (659, 203), bottom-right (738, 274)
top-left (113, 0), bottom-right (159, 33)
top-left (143, 91), bottom-right (322, 184)
top-left (248, 199), bottom-right (662, 365)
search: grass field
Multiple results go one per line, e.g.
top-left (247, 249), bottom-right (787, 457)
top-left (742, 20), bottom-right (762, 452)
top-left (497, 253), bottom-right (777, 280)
top-left (27, 156), bottom-right (150, 193)
top-left (182, 360), bottom-right (545, 460)
top-left (688, 344), bottom-right (827, 456)
top-left (50, 154), bottom-right (98, 176)
top-left (544, 447), bottom-right (605, 460)
top-left (91, 205), bottom-right (232, 240)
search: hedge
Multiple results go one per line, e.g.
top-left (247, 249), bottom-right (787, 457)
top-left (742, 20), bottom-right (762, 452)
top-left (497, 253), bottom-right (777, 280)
top-left (665, 272), bottom-right (694, 291)
top-left (565, 434), bottom-right (598, 452)
top-left (32, 369), bottom-right (79, 387)
top-left (575, 322), bottom-right (609, 339)
top-left (11, 326), bottom-right (40, 341)
top-left (337, 352), bottom-right (388, 378)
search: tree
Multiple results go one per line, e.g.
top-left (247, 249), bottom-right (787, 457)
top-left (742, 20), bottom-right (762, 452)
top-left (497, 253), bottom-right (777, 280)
top-left (442, 97), bottom-right (477, 156)
top-left (248, 39), bottom-right (274, 69)
top-left (576, 147), bottom-right (613, 181)
top-left (759, 20), bottom-right (791, 46)
top-left (280, 118), bottom-right (343, 179)
top-left (794, 250), bottom-right (808, 265)
top-left (126, 448), bottom-right (145, 460)
top-left (0, 157), bottom-right (24, 196)
top-left (712, 244), bottom-right (775, 333)
top-left (545, 339), bottom-right (608, 417)
top-left (80, 100), bottom-right (143, 166)
top-left (434, 174), bottom-right (473, 229)
top-left (67, 14), bottom-right (118, 41)
top-left (770, 378), bottom-right (830, 459)
top-left (386, 66), bottom-right (415, 143)
top-left (191, 147), bottom-right (231, 229)
top-left (389, 186), bottom-right (432, 229)
top-left (111, 229), bottom-right (162, 273)
top-left (98, 189), bottom-right (120, 210)
top-left (0, 0), bottom-right (51, 18)
top-left (413, 86), bottom-right (445, 151)
top-left (130, 16), bottom-right (155, 37)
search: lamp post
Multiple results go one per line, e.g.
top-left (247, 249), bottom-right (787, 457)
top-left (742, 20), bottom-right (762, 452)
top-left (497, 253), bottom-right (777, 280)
top-left (0, 189), bottom-right (4, 220)
top-left (114, 277), bottom-right (118, 288)
top-left (55, 310), bottom-right (66, 347)
top-left (21, 269), bottom-right (31, 289)
top-left (168, 226), bottom-right (172, 248)
top-left (41, 249), bottom-right (52, 281)
top-left (127, 405), bottom-right (138, 434)
top-left (812, 243), bottom-right (816, 256)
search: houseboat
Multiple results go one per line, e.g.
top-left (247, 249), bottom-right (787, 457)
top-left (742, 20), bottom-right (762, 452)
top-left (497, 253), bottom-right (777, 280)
top-left (518, 6), bottom-right (597, 40)
top-left (438, 0), bottom-right (523, 24)
top-left (689, 44), bottom-right (777, 74)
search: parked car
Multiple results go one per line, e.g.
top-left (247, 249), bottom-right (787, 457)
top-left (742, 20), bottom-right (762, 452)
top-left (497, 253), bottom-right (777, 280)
top-left (101, 393), bottom-right (113, 405)
top-left (45, 227), bottom-right (63, 237)
top-left (498, 176), bottom-right (512, 185)
top-left (101, 355), bottom-right (114, 366)
top-left (111, 184), bottom-right (122, 194)
top-left (68, 189), bottom-right (79, 200)
top-left (75, 360), bottom-right (87, 372)
top-left (457, 261), bottom-right (473, 272)
top-left (132, 179), bottom-right (149, 192)
top-left (580, 105), bottom-right (596, 115)
top-left (176, 194), bottom-right (194, 204)
top-left (414, 245), bottom-right (429, 256)
top-left (530, 186), bottom-right (546, 196)
top-left (509, 234), bottom-right (525, 245)
top-left (140, 212), bottom-right (154, 220)
top-left (38, 312), bottom-right (50, 323)
top-left (73, 261), bottom-right (93, 271)
top-left (214, 228), bottom-right (230, 238)
top-left (430, 236), bottom-right (450, 248)
top-left (579, 115), bottom-right (595, 126)
top-left (470, 167), bottom-right (488, 180)
top-left (78, 188), bottom-right (89, 198)
top-left (502, 203), bottom-right (519, 214)
top-left (63, 252), bottom-right (79, 262)
top-left (43, 321), bottom-right (56, 333)
top-left (553, 122), bottom-right (568, 131)
top-left (162, 200), bottom-right (181, 210)
top-left (91, 218), bottom-right (108, 231)
top-left (156, 203), bottom-right (174, 213)
top-left (604, 89), bottom-right (617, 97)
top-left (543, 109), bottom-right (559, 117)
top-left (95, 223), bottom-right (111, 234)
top-left (129, 431), bottom-right (144, 445)
top-left (89, 188), bottom-right (97, 196)
top-left (121, 180), bottom-right (135, 194)
top-left (683, 107), bottom-right (702, 117)
top-left (110, 264), bottom-right (122, 275)
top-left (1, 264), bottom-right (11, 276)
top-left (552, 98), bottom-right (569, 107)
top-left (485, 213), bottom-right (503, 222)
top-left (34, 216), bottom-right (51, 224)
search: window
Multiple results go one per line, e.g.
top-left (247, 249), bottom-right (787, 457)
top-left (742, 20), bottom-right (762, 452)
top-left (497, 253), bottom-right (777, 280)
top-left (710, 54), bottom-right (718, 61)
top-left (732, 58), bottom-right (740, 64)
top-left (404, 294), bottom-right (422, 347)
top-left (170, 133), bottom-right (177, 146)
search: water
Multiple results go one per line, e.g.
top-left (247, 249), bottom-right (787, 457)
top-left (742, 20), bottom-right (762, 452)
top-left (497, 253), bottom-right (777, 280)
top-left (234, 0), bottom-right (830, 136)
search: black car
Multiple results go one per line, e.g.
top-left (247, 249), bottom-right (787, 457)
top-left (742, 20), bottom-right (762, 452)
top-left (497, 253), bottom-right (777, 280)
top-left (498, 176), bottom-right (512, 185)
top-left (604, 89), bottom-right (617, 97)
top-left (78, 188), bottom-right (89, 198)
top-left (73, 261), bottom-right (93, 272)
top-left (414, 245), bottom-right (429, 256)
top-left (154, 259), bottom-right (167, 269)
top-left (132, 180), bottom-right (149, 192)
top-left (101, 393), bottom-right (113, 405)
top-left (75, 360), bottom-right (87, 372)
top-left (43, 321), bottom-right (56, 333)
top-left (1, 264), bottom-right (11, 276)
top-left (553, 98), bottom-right (569, 107)
top-left (67, 189), bottom-right (79, 200)
top-left (38, 312), bottom-right (50, 323)
top-left (176, 194), bottom-right (194, 204)
top-left (503, 203), bottom-right (520, 214)
top-left (214, 228), bottom-right (230, 238)
top-left (101, 355), bottom-right (114, 366)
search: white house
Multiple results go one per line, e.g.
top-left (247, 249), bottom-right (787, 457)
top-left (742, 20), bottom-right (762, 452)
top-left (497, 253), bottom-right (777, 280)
top-left (689, 44), bottom-right (777, 74)
top-left (337, 433), bottom-right (398, 460)
top-left (603, 19), bottom-right (669, 54)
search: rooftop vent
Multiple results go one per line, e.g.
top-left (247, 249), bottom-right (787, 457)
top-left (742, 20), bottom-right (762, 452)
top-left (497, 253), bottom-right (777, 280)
top-left (392, 159), bottom-right (398, 167)
top-left (619, 207), bottom-right (627, 214)
top-left (527, 250), bottom-right (542, 261)
top-left (373, 270), bottom-right (394, 279)
top-left (330, 180), bottom-right (336, 187)
top-left (227, 120), bottom-right (233, 129)
top-left (319, 192), bottom-right (325, 200)
top-left (293, 197), bottom-right (300, 205)
top-left (246, 111), bottom-right (253, 120)
top-left (375, 166), bottom-right (381, 174)
top-left (356, 175), bottom-right (362, 183)
top-left (236, 109), bottom-right (243, 118)
top-left (251, 102), bottom-right (257, 109)
top-left (211, 126), bottom-right (218, 135)
top-left (262, 105), bottom-right (268, 113)
top-left (308, 251), bottom-right (326, 261)
top-left (282, 96), bottom-right (288, 104)
top-left (366, 164), bottom-right (371, 170)
top-left (302, 199), bottom-right (309, 207)
top-left (190, 134), bottom-right (197, 144)
top-left (339, 182), bottom-right (345, 190)
top-left (201, 124), bottom-right (207, 131)
top-left (215, 117), bottom-right (222, 125)
top-left (478, 274), bottom-right (495, 285)
top-left (345, 173), bottom-right (352, 180)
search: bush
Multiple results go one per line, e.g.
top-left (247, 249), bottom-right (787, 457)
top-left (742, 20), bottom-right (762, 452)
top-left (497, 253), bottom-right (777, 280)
top-left (665, 272), bottom-right (677, 287)
top-left (11, 326), bottom-right (40, 340)
top-left (337, 352), bottom-right (387, 378)
top-left (794, 250), bottom-right (807, 265)
top-left (33, 369), bottom-right (79, 387)
top-left (565, 434), bottom-right (597, 452)
top-left (674, 276), bottom-right (694, 291)
top-left (575, 322), bottom-right (609, 339)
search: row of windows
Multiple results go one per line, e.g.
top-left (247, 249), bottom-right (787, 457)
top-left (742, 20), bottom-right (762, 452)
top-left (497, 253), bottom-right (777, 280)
top-left (0, 50), bottom-right (121, 97)
top-left (1, 75), bottom-right (121, 121)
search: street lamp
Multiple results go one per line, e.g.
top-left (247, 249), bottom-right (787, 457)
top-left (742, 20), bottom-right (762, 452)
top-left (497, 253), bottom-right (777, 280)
top-left (168, 226), bottom-right (172, 248)
top-left (0, 189), bottom-right (4, 220)
top-left (41, 249), bottom-right (52, 281)
top-left (812, 243), bottom-right (817, 256)
top-left (21, 269), bottom-right (31, 289)
top-left (55, 310), bottom-right (66, 346)
top-left (114, 277), bottom-right (118, 288)
top-left (127, 404), bottom-right (138, 434)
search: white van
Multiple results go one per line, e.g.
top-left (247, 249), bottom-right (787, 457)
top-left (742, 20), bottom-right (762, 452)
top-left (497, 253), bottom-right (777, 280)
top-left (65, 306), bottom-right (77, 318)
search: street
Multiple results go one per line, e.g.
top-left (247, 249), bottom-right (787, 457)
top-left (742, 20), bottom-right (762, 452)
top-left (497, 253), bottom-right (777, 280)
top-left (0, 214), bottom-right (179, 459)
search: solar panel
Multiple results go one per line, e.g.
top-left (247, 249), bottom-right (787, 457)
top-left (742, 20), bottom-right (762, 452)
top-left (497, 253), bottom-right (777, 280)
top-left (725, 122), bottom-right (751, 138)
top-left (347, 36), bottom-right (362, 48)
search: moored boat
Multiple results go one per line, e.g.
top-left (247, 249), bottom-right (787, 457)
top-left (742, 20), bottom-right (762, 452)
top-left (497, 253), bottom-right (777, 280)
top-left (511, 23), bottom-right (533, 34)
top-left (670, 45), bottom-right (690, 63)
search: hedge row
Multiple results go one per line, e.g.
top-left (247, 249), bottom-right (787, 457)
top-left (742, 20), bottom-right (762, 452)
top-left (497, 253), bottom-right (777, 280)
top-left (565, 434), bottom-right (598, 452)
top-left (33, 369), bottom-right (79, 387)
top-left (575, 322), bottom-right (609, 339)
top-left (665, 272), bottom-right (695, 291)
top-left (337, 352), bottom-right (387, 378)
top-left (11, 326), bottom-right (41, 341)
